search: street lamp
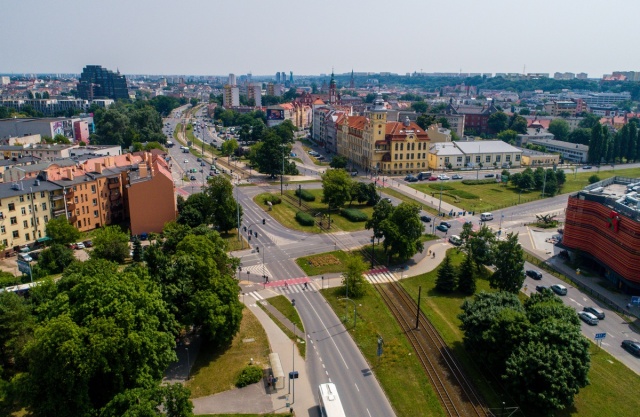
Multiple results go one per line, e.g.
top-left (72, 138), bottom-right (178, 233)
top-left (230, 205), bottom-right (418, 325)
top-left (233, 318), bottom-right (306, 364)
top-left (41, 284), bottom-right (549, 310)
top-left (185, 347), bottom-right (190, 380)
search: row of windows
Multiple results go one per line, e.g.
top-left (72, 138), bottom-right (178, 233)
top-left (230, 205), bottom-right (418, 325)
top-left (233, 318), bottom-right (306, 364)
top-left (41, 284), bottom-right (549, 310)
top-left (1, 229), bottom-right (43, 244)
top-left (393, 142), bottom-right (427, 151)
top-left (394, 153), bottom-right (428, 160)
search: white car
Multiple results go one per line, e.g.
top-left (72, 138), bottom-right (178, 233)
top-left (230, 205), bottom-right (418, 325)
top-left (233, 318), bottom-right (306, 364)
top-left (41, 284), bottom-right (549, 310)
top-left (184, 159), bottom-right (189, 163)
top-left (76, 242), bottom-right (85, 250)
top-left (438, 174), bottom-right (450, 180)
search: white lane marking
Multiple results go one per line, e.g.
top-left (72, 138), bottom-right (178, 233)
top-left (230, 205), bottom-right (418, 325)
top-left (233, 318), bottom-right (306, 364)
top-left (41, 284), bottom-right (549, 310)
top-left (302, 290), bottom-right (350, 369)
top-left (367, 409), bottom-right (373, 417)
top-left (354, 383), bottom-right (359, 392)
top-left (322, 364), bottom-right (325, 369)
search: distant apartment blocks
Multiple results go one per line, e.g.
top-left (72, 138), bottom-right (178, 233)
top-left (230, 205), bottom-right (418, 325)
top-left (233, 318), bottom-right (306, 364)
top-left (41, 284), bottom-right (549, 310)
top-left (77, 65), bottom-right (129, 100)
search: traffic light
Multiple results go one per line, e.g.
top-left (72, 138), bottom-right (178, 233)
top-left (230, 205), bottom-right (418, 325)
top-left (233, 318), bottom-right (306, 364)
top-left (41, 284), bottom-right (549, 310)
top-left (262, 218), bottom-right (266, 224)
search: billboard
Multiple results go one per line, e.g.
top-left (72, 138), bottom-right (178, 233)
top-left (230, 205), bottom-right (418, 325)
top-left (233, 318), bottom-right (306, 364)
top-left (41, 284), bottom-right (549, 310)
top-left (267, 109), bottom-right (285, 121)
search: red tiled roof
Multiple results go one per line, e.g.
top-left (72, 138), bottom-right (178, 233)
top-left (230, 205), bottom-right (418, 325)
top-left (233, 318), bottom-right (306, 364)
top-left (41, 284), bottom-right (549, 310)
top-left (385, 121), bottom-right (430, 140)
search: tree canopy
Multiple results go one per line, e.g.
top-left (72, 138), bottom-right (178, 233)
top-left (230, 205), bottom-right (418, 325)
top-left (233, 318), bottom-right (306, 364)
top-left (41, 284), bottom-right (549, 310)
top-left (45, 216), bottom-right (81, 245)
top-left (90, 226), bottom-right (130, 263)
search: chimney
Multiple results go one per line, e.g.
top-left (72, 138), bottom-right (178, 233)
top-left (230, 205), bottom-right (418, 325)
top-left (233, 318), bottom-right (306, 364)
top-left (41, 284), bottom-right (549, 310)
top-left (66, 168), bottom-right (74, 181)
top-left (94, 162), bottom-right (103, 174)
top-left (139, 163), bottom-right (148, 178)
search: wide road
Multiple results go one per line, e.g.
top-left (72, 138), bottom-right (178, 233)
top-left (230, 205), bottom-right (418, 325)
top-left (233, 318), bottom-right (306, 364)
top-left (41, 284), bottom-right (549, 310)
top-left (294, 285), bottom-right (397, 417)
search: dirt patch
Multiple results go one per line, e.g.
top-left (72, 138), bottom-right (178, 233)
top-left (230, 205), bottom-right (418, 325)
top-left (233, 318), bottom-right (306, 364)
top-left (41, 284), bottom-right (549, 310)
top-left (308, 254), bottom-right (341, 267)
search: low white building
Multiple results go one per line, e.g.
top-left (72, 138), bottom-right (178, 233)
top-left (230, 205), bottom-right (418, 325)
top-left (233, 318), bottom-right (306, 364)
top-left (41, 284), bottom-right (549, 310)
top-left (453, 140), bottom-right (523, 168)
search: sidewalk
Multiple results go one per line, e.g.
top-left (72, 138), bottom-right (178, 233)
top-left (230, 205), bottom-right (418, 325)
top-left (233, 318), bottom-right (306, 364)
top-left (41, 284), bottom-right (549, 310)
top-left (191, 298), bottom-right (315, 416)
top-left (372, 177), bottom-right (466, 216)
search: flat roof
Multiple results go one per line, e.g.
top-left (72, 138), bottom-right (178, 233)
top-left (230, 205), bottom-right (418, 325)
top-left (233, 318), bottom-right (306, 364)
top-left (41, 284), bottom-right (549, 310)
top-left (528, 138), bottom-right (589, 151)
top-left (455, 140), bottom-right (522, 154)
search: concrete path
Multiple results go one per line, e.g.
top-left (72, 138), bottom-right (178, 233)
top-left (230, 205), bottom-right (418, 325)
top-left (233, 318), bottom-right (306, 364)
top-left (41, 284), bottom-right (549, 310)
top-left (191, 298), bottom-right (316, 416)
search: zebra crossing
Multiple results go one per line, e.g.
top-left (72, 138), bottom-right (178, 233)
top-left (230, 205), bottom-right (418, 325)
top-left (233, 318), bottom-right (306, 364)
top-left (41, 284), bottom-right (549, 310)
top-left (272, 280), bottom-right (320, 295)
top-left (366, 268), bottom-right (398, 284)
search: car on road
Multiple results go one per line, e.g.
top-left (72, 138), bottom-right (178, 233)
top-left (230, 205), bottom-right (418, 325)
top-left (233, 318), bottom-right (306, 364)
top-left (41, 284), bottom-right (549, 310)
top-left (436, 224), bottom-right (449, 232)
top-left (404, 175), bottom-right (418, 182)
top-left (184, 159), bottom-right (189, 163)
top-left (438, 174), bottom-right (450, 180)
top-left (583, 306), bottom-right (605, 320)
top-left (550, 284), bottom-right (568, 296)
top-left (578, 311), bottom-right (599, 326)
top-left (440, 221), bottom-right (452, 228)
top-left (196, 157), bottom-right (201, 162)
top-left (76, 242), bottom-right (85, 250)
top-left (428, 176), bottom-right (438, 181)
top-left (622, 340), bottom-right (640, 357)
top-left (582, 165), bottom-right (593, 169)
top-left (452, 174), bottom-right (463, 179)
top-left (200, 162), bottom-right (206, 166)
top-left (190, 176), bottom-right (196, 181)
top-left (535, 285), bottom-right (550, 293)
top-left (525, 270), bottom-right (543, 280)
top-left (420, 215), bottom-right (431, 223)
top-left (484, 173), bottom-right (495, 178)
top-left (383, 197), bottom-right (392, 203)
top-left (449, 235), bottom-right (462, 245)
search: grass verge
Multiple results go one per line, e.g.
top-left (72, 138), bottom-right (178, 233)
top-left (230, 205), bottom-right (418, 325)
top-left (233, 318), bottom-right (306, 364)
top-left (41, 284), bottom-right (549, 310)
top-left (257, 296), bottom-right (306, 359)
top-left (186, 308), bottom-right (270, 398)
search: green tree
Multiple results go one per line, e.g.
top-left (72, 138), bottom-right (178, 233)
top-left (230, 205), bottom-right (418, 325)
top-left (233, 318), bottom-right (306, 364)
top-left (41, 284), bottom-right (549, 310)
top-left (100, 383), bottom-right (193, 417)
top-left (45, 216), bottom-right (81, 245)
top-left (37, 243), bottom-right (75, 274)
top-left (533, 167), bottom-right (545, 189)
top-left (497, 129), bottom-right (518, 144)
top-left (548, 118), bottom-right (570, 141)
top-left (342, 256), bottom-right (369, 298)
top-left (467, 225), bottom-right (496, 271)
top-left (204, 176), bottom-right (243, 233)
top-left (588, 123), bottom-right (604, 164)
top-left (489, 232), bottom-right (525, 293)
top-left (456, 253), bottom-right (476, 295)
top-left (542, 169), bottom-right (558, 195)
top-left (411, 101), bottom-right (428, 113)
top-left (365, 199), bottom-right (393, 242)
top-left (53, 133), bottom-right (71, 144)
top-left (220, 138), bottom-right (239, 158)
top-left (0, 291), bottom-right (35, 376)
top-left (578, 112), bottom-right (600, 129)
top-left (416, 114), bottom-right (436, 130)
top-left (628, 121), bottom-right (638, 162)
top-left (435, 254), bottom-right (457, 292)
top-left (91, 226), bottom-right (130, 263)
top-left (487, 111), bottom-right (508, 134)
top-left (249, 131), bottom-right (294, 178)
top-left (568, 127), bottom-right (591, 145)
top-left (508, 114), bottom-right (528, 134)
top-left (379, 202), bottom-right (424, 261)
top-left (321, 169), bottom-right (352, 211)
top-left (588, 174), bottom-right (601, 184)
top-left (132, 237), bottom-right (143, 262)
top-left (329, 154), bottom-right (348, 169)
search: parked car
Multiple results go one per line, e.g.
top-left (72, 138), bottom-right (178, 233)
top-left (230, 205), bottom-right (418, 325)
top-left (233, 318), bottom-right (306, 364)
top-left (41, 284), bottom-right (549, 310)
top-left (197, 157), bottom-right (201, 162)
top-left (448, 235), bottom-right (462, 246)
top-left (184, 159), bottom-right (189, 163)
top-left (68, 243), bottom-right (77, 250)
top-left (578, 311), bottom-right (599, 326)
top-left (428, 176), bottom-right (438, 181)
top-left (383, 197), bottom-right (392, 203)
top-left (438, 174), bottom-right (450, 180)
top-left (525, 270), bottom-right (543, 280)
top-left (420, 215), bottom-right (431, 223)
top-left (200, 162), bottom-right (206, 166)
top-left (551, 284), bottom-right (568, 296)
top-left (405, 175), bottom-right (418, 182)
top-left (452, 174), bottom-right (463, 179)
top-left (440, 221), bottom-right (452, 228)
top-left (622, 340), bottom-right (640, 357)
top-left (190, 176), bottom-right (196, 181)
top-left (484, 173), bottom-right (495, 178)
top-left (583, 306), bottom-right (605, 320)
top-left (535, 285), bottom-right (550, 293)
top-left (582, 165), bottom-right (593, 169)
top-left (76, 242), bottom-right (85, 250)
top-left (83, 240), bottom-right (93, 248)
top-left (436, 224), bottom-right (449, 232)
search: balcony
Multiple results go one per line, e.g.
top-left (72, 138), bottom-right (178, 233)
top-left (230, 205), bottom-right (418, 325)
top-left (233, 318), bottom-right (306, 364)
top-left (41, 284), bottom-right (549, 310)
top-left (66, 200), bottom-right (76, 209)
top-left (50, 194), bottom-right (64, 201)
top-left (53, 207), bottom-right (66, 217)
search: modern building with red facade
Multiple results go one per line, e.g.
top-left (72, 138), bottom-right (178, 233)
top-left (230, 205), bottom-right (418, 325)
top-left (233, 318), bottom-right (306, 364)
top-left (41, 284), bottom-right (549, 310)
top-left (563, 176), bottom-right (640, 293)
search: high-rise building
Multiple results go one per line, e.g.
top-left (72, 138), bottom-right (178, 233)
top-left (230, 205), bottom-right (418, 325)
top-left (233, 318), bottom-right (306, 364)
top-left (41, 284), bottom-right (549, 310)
top-left (247, 84), bottom-right (262, 107)
top-left (276, 72), bottom-right (281, 83)
top-left (223, 85), bottom-right (240, 107)
top-left (77, 65), bottom-right (128, 100)
top-left (228, 73), bottom-right (236, 86)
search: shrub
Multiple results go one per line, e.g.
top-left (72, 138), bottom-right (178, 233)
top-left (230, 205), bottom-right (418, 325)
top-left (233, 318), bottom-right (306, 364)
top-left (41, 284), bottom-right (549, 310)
top-left (263, 194), bottom-right (281, 205)
top-left (448, 190), bottom-right (479, 199)
top-left (588, 174), bottom-right (601, 184)
top-left (235, 365), bottom-right (263, 388)
top-left (295, 188), bottom-right (316, 202)
top-left (340, 208), bottom-right (368, 222)
top-left (428, 184), bottom-right (455, 191)
top-left (461, 179), bottom-right (497, 185)
top-left (295, 211), bottom-right (315, 226)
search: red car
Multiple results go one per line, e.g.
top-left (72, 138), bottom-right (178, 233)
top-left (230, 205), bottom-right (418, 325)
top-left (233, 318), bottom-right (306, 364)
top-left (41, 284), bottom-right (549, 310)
top-left (428, 176), bottom-right (438, 181)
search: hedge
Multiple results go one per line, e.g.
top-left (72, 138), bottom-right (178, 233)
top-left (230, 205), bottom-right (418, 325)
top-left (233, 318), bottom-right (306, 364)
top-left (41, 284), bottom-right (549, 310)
top-left (448, 189), bottom-right (479, 199)
top-left (295, 211), bottom-right (315, 226)
top-left (461, 179), bottom-right (497, 185)
top-left (235, 365), bottom-right (263, 388)
top-left (263, 195), bottom-right (281, 205)
top-left (295, 188), bottom-right (316, 202)
top-left (340, 208), bottom-right (368, 222)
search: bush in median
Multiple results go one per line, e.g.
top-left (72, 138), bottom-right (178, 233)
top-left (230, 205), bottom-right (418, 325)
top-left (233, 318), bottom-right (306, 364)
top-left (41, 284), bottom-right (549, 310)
top-left (296, 211), bottom-right (315, 226)
top-left (263, 194), bottom-right (281, 205)
top-left (340, 208), bottom-right (368, 222)
top-left (295, 188), bottom-right (316, 202)
top-left (461, 179), bottom-right (497, 185)
top-left (235, 365), bottom-right (264, 388)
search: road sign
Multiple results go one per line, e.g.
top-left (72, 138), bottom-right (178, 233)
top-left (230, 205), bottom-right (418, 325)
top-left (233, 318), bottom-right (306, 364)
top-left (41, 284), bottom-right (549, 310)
top-left (631, 296), bottom-right (640, 306)
top-left (17, 260), bottom-right (31, 275)
top-left (595, 333), bottom-right (606, 340)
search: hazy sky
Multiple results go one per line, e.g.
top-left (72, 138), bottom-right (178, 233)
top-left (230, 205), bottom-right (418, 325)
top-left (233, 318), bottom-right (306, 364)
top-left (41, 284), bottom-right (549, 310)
top-left (2, 0), bottom-right (638, 77)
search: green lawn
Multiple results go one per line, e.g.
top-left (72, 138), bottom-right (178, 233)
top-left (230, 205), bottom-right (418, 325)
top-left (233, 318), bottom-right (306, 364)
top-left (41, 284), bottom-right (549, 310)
top-left (381, 187), bottom-right (441, 216)
top-left (406, 167), bottom-right (640, 212)
top-left (322, 285), bottom-right (446, 417)
top-left (254, 189), bottom-right (374, 233)
top-left (296, 250), bottom-right (361, 276)
top-left (399, 248), bottom-right (640, 417)
top-left (258, 295), bottom-right (306, 358)
top-left (186, 308), bottom-right (270, 398)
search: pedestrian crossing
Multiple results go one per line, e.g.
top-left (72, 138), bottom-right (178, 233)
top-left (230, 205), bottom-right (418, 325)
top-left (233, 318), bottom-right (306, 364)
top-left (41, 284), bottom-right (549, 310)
top-left (366, 268), bottom-right (398, 284)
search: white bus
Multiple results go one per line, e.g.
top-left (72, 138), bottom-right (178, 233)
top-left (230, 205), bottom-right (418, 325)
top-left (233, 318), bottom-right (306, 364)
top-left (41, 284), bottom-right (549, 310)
top-left (318, 383), bottom-right (346, 417)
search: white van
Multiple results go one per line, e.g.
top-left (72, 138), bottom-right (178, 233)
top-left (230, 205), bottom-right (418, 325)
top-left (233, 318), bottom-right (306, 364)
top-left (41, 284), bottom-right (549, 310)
top-left (480, 212), bottom-right (494, 221)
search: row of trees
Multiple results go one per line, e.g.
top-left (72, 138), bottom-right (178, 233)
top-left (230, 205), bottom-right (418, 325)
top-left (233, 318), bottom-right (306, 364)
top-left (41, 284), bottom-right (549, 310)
top-left (506, 167), bottom-right (567, 195)
top-left (588, 121), bottom-right (640, 164)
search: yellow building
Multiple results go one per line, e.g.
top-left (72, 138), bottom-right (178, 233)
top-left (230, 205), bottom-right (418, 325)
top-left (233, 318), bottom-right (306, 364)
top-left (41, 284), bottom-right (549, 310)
top-left (337, 94), bottom-right (438, 175)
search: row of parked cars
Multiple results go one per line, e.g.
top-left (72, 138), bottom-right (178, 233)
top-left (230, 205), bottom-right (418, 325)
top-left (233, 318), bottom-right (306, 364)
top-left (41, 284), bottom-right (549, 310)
top-left (69, 240), bottom-right (92, 250)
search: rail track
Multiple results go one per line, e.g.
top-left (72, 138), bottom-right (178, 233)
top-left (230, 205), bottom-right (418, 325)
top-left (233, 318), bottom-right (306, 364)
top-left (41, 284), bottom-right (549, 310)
top-left (376, 280), bottom-right (490, 417)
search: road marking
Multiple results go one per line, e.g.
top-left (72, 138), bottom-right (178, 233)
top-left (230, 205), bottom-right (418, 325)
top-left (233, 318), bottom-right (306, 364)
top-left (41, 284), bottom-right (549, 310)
top-left (354, 383), bottom-right (359, 392)
top-left (322, 364), bottom-right (325, 368)
top-left (367, 409), bottom-right (373, 417)
top-left (302, 290), bottom-right (350, 369)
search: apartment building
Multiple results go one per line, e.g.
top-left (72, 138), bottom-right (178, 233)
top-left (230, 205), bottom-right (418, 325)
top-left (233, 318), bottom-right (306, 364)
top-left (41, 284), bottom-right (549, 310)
top-left (223, 85), bottom-right (240, 107)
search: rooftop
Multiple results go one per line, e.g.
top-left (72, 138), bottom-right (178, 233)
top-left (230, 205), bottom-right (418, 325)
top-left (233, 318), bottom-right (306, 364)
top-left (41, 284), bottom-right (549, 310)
top-left (577, 176), bottom-right (640, 220)
top-left (454, 140), bottom-right (522, 154)
top-left (527, 138), bottom-right (589, 151)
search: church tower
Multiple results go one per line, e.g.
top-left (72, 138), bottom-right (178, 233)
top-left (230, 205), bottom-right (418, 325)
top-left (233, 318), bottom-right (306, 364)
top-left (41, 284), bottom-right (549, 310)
top-left (370, 93), bottom-right (387, 143)
top-left (329, 71), bottom-right (337, 105)
top-left (350, 69), bottom-right (355, 89)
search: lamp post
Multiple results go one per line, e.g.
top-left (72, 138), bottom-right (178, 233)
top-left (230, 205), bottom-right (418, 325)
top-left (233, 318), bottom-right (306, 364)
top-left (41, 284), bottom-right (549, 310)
top-left (185, 347), bottom-right (190, 380)
top-left (370, 236), bottom-right (376, 269)
top-left (281, 145), bottom-right (285, 195)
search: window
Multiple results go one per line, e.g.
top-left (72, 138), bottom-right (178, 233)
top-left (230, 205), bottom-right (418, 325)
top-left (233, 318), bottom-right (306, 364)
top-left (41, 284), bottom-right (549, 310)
top-left (515, 154), bottom-right (521, 161)
top-left (8, 203), bottom-right (14, 211)
top-left (92, 198), bottom-right (97, 206)
top-left (10, 217), bottom-right (17, 225)
top-left (41, 202), bottom-right (47, 210)
top-left (21, 207), bottom-right (26, 215)
top-left (23, 220), bottom-right (28, 229)
top-left (475, 156), bottom-right (481, 163)
top-left (77, 221), bottom-right (81, 228)
top-left (457, 157), bottom-right (463, 163)
top-left (2, 239), bottom-right (7, 247)
top-left (44, 215), bottom-right (48, 223)
top-left (25, 233), bottom-right (29, 241)
top-left (94, 210), bottom-right (99, 218)
top-left (496, 155), bottom-right (501, 163)
top-left (485, 155), bottom-right (491, 163)
top-left (41, 191), bottom-right (45, 198)
top-left (12, 231), bottom-right (18, 238)
top-left (506, 155), bottom-right (511, 162)
top-left (74, 197), bottom-right (78, 204)
top-left (444, 157), bottom-right (450, 163)
top-left (0, 226), bottom-right (5, 234)
top-left (19, 195), bottom-right (24, 202)
top-left (91, 185), bottom-right (96, 193)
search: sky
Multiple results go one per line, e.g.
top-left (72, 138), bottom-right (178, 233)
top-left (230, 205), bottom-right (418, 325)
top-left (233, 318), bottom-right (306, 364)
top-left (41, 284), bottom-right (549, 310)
top-left (2, 0), bottom-right (639, 78)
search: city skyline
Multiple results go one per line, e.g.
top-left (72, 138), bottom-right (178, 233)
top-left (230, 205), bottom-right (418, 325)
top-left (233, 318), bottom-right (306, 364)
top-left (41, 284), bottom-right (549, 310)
top-left (2, 0), bottom-right (639, 77)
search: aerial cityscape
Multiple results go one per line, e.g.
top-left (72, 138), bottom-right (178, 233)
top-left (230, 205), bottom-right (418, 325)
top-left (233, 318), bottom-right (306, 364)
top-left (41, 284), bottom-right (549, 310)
top-left (2, 2), bottom-right (640, 417)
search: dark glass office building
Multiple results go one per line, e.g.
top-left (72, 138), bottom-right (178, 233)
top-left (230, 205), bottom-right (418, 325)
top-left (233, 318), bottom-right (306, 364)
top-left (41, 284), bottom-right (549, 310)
top-left (77, 65), bottom-right (129, 100)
